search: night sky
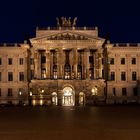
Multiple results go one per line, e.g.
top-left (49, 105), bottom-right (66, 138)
top-left (0, 0), bottom-right (140, 43)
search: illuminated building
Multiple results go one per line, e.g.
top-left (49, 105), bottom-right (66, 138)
top-left (0, 17), bottom-right (139, 106)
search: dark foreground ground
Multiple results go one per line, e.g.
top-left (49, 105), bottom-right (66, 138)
top-left (0, 106), bottom-right (140, 140)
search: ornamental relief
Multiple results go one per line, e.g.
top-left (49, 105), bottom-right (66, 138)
top-left (46, 33), bottom-right (89, 40)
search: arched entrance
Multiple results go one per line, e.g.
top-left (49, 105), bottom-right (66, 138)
top-left (51, 92), bottom-right (58, 105)
top-left (79, 92), bottom-right (85, 105)
top-left (62, 87), bottom-right (75, 106)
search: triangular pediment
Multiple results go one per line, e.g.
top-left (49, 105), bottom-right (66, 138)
top-left (30, 31), bottom-right (104, 42)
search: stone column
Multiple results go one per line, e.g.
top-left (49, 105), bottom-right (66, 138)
top-left (50, 51), bottom-right (53, 79)
top-left (86, 49), bottom-right (90, 79)
top-left (69, 50), bottom-right (73, 79)
top-left (57, 90), bottom-right (63, 106)
top-left (83, 49), bottom-right (87, 79)
top-left (98, 53), bottom-right (102, 78)
top-left (46, 50), bottom-right (50, 79)
top-left (59, 49), bottom-right (64, 80)
top-left (74, 48), bottom-right (78, 79)
top-left (34, 50), bottom-right (41, 79)
top-left (94, 52), bottom-right (99, 79)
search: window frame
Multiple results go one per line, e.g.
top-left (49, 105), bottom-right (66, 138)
top-left (121, 58), bottom-right (125, 65)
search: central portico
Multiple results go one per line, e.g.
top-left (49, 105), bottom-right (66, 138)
top-left (28, 17), bottom-right (106, 106)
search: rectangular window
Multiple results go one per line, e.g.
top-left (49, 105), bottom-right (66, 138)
top-left (30, 58), bottom-right (34, 65)
top-left (30, 70), bottom-right (34, 80)
top-left (133, 87), bottom-right (138, 96)
top-left (110, 58), bottom-right (114, 64)
top-left (113, 88), bottom-right (116, 96)
top-left (0, 72), bottom-right (1, 81)
top-left (41, 56), bottom-right (46, 63)
top-left (8, 58), bottom-right (13, 65)
top-left (102, 58), bottom-right (104, 65)
top-left (102, 69), bottom-right (104, 79)
top-left (132, 71), bottom-right (137, 81)
top-left (0, 58), bottom-right (2, 65)
top-left (132, 58), bottom-right (136, 64)
top-left (122, 88), bottom-right (127, 96)
top-left (19, 72), bottom-right (24, 81)
top-left (110, 72), bottom-right (115, 81)
top-left (89, 56), bottom-right (93, 63)
top-left (8, 88), bottom-right (13, 96)
top-left (41, 69), bottom-right (46, 79)
top-left (121, 72), bottom-right (126, 81)
top-left (8, 72), bottom-right (13, 81)
top-left (121, 58), bottom-right (125, 64)
top-left (19, 58), bottom-right (24, 65)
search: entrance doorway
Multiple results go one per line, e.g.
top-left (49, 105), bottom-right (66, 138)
top-left (62, 87), bottom-right (74, 106)
top-left (52, 92), bottom-right (58, 105)
top-left (79, 92), bottom-right (85, 105)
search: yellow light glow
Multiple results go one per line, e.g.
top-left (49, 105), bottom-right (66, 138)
top-left (32, 100), bottom-right (36, 106)
top-left (91, 87), bottom-right (97, 95)
top-left (41, 89), bottom-right (44, 93)
top-left (19, 91), bottom-right (22, 96)
top-left (30, 92), bottom-right (32, 96)
top-left (40, 100), bottom-right (43, 106)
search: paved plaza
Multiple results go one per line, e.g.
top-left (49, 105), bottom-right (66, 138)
top-left (0, 106), bottom-right (140, 140)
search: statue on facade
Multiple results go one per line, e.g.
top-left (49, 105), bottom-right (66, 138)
top-left (56, 17), bottom-right (60, 27)
top-left (72, 17), bottom-right (77, 27)
top-left (56, 17), bottom-right (77, 27)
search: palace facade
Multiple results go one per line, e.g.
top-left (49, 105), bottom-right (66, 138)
top-left (0, 17), bottom-right (140, 106)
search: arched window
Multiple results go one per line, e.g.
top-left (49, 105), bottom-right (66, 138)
top-left (91, 87), bottom-right (98, 95)
top-left (64, 64), bottom-right (71, 79)
top-left (53, 65), bottom-right (57, 79)
top-left (52, 92), bottom-right (57, 105)
top-left (77, 65), bottom-right (82, 79)
top-left (79, 92), bottom-right (85, 105)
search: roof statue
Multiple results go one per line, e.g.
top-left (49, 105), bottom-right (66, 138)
top-left (56, 17), bottom-right (77, 27)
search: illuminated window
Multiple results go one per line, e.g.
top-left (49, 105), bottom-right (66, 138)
top-left (64, 64), bottom-right (71, 79)
top-left (41, 68), bottom-right (46, 79)
top-left (121, 72), bottom-right (126, 81)
top-left (19, 72), bottom-right (24, 81)
top-left (132, 58), bottom-right (136, 64)
top-left (19, 88), bottom-right (22, 96)
top-left (121, 58), bottom-right (125, 65)
top-left (52, 92), bottom-right (57, 105)
top-left (8, 88), bottom-right (13, 96)
top-left (132, 71), bottom-right (137, 81)
top-left (91, 87), bottom-right (97, 95)
top-left (8, 58), bottom-right (13, 65)
top-left (8, 72), bottom-right (13, 81)
top-left (19, 58), bottom-right (24, 65)
top-left (79, 92), bottom-right (85, 105)
top-left (77, 65), bottom-right (82, 79)
top-left (53, 65), bottom-right (57, 79)
top-left (89, 68), bottom-right (94, 79)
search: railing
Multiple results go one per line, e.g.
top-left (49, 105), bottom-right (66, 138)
top-left (114, 43), bottom-right (140, 47)
top-left (0, 43), bottom-right (21, 47)
top-left (36, 26), bottom-right (97, 31)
